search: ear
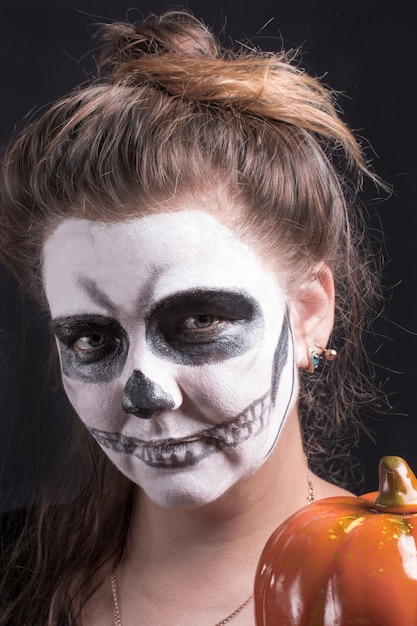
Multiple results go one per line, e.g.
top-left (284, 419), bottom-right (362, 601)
top-left (288, 263), bottom-right (335, 370)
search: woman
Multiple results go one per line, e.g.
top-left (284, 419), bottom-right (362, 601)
top-left (0, 9), bottom-right (380, 625)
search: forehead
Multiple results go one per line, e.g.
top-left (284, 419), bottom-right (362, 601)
top-left (42, 210), bottom-right (282, 316)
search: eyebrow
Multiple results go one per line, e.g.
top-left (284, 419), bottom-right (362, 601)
top-left (76, 276), bottom-right (118, 314)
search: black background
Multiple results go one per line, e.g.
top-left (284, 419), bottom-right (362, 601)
top-left (1, 0), bottom-right (416, 511)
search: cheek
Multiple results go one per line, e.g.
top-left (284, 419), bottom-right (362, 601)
top-left (55, 337), bottom-right (124, 428)
top-left (62, 375), bottom-right (123, 430)
top-left (59, 312), bottom-right (293, 432)
top-left (181, 317), bottom-right (292, 421)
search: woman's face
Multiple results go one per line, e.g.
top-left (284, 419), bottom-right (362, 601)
top-left (43, 209), bottom-right (297, 508)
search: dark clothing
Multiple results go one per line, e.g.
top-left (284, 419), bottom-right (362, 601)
top-left (0, 509), bottom-right (34, 624)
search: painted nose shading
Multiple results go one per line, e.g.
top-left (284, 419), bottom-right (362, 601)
top-left (122, 369), bottom-right (176, 419)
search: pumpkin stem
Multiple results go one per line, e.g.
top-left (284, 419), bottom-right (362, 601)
top-left (374, 456), bottom-right (417, 511)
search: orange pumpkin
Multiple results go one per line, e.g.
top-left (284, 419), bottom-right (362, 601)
top-left (255, 456), bottom-right (417, 625)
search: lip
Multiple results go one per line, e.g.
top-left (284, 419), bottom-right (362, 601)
top-left (89, 390), bottom-right (271, 468)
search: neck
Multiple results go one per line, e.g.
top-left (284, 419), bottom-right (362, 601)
top-left (83, 410), bottom-right (349, 625)
top-left (97, 411), bottom-right (323, 626)
top-left (124, 410), bottom-right (309, 574)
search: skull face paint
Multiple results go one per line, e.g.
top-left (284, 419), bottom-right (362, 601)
top-left (43, 210), bottom-right (297, 508)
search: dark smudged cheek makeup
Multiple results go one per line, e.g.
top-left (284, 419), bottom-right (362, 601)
top-left (51, 288), bottom-right (265, 382)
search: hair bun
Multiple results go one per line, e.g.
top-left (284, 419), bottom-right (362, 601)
top-left (98, 10), bottom-right (220, 74)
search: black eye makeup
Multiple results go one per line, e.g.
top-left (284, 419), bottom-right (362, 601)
top-left (51, 315), bottom-right (128, 382)
top-left (51, 289), bottom-right (265, 382)
top-left (146, 289), bottom-right (264, 366)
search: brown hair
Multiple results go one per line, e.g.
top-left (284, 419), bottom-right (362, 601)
top-left (0, 10), bottom-right (381, 624)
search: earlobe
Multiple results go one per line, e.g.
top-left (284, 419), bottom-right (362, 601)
top-left (305, 344), bottom-right (338, 373)
top-left (289, 264), bottom-right (335, 369)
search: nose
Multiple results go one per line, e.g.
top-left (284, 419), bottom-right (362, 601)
top-left (122, 369), bottom-right (176, 419)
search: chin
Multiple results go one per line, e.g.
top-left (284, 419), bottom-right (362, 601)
top-left (137, 468), bottom-right (243, 510)
top-left (141, 478), bottom-right (233, 510)
top-left (112, 443), bottom-right (268, 510)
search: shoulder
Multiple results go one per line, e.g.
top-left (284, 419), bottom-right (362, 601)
top-left (1, 508), bottom-right (36, 587)
top-left (0, 508), bottom-right (30, 557)
top-left (312, 475), bottom-right (355, 500)
top-left (0, 508), bottom-right (37, 621)
top-left (0, 508), bottom-right (29, 536)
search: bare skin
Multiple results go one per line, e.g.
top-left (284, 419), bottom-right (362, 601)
top-left (83, 407), bottom-right (351, 626)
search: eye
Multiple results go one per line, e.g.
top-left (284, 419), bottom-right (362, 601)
top-left (178, 314), bottom-right (221, 331)
top-left (51, 315), bottom-right (125, 364)
top-left (73, 333), bottom-right (118, 353)
top-left (51, 315), bottom-right (128, 381)
top-left (146, 289), bottom-right (263, 365)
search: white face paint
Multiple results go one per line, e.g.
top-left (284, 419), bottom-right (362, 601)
top-left (43, 210), bottom-right (297, 509)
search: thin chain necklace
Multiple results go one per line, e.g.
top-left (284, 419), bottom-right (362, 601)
top-left (305, 455), bottom-right (315, 505)
top-left (111, 466), bottom-right (315, 626)
top-left (111, 571), bottom-right (254, 626)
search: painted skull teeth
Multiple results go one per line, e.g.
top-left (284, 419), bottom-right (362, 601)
top-left (88, 390), bottom-right (271, 468)
top-left (207, 391), bottom-right (270, 446)
top-left (140, 439), bottom-right (217, 468)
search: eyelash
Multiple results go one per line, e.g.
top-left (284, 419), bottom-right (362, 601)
top-left (72, 333), bottom-right (120, 353)
top-left (176, 314), bottom-right (222, 332)
top-left (53, 320), bottom-right (123, 362)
